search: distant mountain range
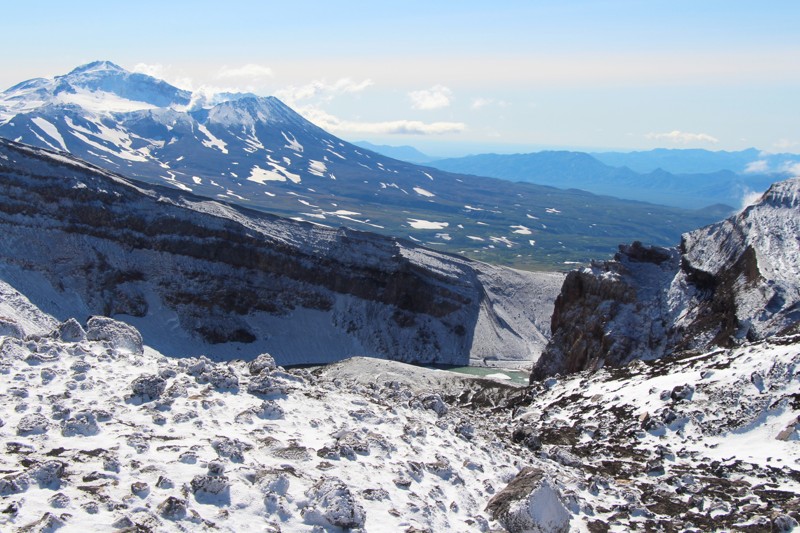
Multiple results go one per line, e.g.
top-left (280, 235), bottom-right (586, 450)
top-left (428, 150), bottom-right (796, 209)
top-left (591, 147), bottom-right (800, 175)
top-left (353, 140), bottom-right (436, 164)
top-left (0, 61), bottom-right (744, 268)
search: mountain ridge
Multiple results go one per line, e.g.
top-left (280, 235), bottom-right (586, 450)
top-left (0, 61), bottom-right (732, 269)
top-left (0, 137), bottom-right (562, 366)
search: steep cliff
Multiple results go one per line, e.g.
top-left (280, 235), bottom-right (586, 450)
top-left (532, 178), bottom-right (800, 379)
top-left (0, 138), bottom-right (561, 366)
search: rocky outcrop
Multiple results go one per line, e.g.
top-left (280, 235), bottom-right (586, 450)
top-left (533, 178), bottom-right (800, 379)
top-left (0, 139), bottom-right (560, 366)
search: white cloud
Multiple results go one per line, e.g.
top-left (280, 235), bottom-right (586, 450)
top-left (274, 78), bottom-right (373, 107)
top-left (774, 139), bottom-right (800, 151)
top-left (217, 64), bottom-right (274, 79)
top-left (780, 161), bottom-right (800, 176)
top-left (744, 160), bottom-right (770, 174)
top-left (470, 97), bottom-right (508, 110)
top-left (297, 106), bottom-right (465, 135)
top-left (408, 85), bottom-right (452, 110)
top-left (645, 130), bottom-right (719, 144)
top-left (739, 187), bottom-right (764, 211)
top-left (132, 63), bottom-right (168, 79)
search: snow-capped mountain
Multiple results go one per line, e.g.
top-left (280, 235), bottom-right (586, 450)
top-left (532, 177), bottom-right (800, 379)
top-left (0, 137), bottom-right (562, 366)
top-left (1, 265), bottom-right (797, 531)
top-left (0, 61), bottom-right (726, 268)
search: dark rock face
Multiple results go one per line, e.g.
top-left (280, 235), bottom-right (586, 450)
top-left (533, 179), bottom-right (800, 380)
top-left (0, 138), bottom-right (554, 366)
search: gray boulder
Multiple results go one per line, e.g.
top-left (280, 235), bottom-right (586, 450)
top-left (86, 316), bottom-right (143, 355)
top-left (486, 467), bottom-right (571, 533)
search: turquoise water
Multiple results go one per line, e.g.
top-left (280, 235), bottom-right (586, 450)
top-left (424, 365), bottom-right (530, 386)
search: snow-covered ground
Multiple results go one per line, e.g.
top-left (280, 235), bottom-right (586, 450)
top-left (1, 279), bottom-right (797, 532)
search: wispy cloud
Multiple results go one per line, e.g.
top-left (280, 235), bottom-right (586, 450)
top-left (781, 161), bottom-right (800, 176)
top-left (773, 139), bottom-right (800, 151)
top-left (739, 187), bottom-right (764, 211)
top-left (645, 130), bottom-right (719, 144)
top-left (274, 78), bottom-right (373, 107)
top-left (298, 107), bottom-right (465, 135)
top-left (216, 64), bottom-right (274, 79)
top-left (408, 85), bottom-right (452, 110)
top-left (744, 160), bottom-right (769, 173)
top-left (470, 97), bottom-right (508, 110)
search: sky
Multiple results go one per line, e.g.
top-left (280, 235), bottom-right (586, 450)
top-left (2, 0), bottom-right (799, 156)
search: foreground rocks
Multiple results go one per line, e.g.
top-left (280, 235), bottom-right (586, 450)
top-left (1, 314), bottom-right (798, 531)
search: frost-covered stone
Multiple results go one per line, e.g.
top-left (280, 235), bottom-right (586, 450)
top-left (670, 383), bottom-right (695, 402)
top-left (29, 460), bottom-right (66, 489)
top-left (256, 400), bottom-right (285, 420)
top-left (512, 423), bottom-right (542, 451)
top-left (48, 492), bottom-right (70, 508)
top-left (417, 393), bottom-right (448, 416)
top-left (86, 316), bottom-right (143, 355)
top-left (130, 374), bottom-right (167, 402)
top-left (56, 318), bottom-right (86, 342)
top-left (158, 496), bottom-right (188, 520)
top-left (247, 373), bottom-right (286, 396)
top-left (190, 474), bottom-right (230, 495)
top-left (17, 413), bottom-right (49, 435)
top-left (197, 365), bottom-right (239, 390)
top-left (62, 410), bottom-right (100, 436)
top-left (212, 437), bottom-right (251, 463)
top-left (249, 353), bottom-right (277, 375)
top-left (0, 474), bottom-right (30, 496)
top-left (303, 476), bottom-right (365, 530)
top-left (0, 316), bottom-right (24, 339)
top-left (486, 467), bottom-right (571, 533)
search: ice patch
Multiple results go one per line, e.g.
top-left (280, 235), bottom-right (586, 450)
top-left (511, 225), bottom-right (532, 235)
top-left (308, 160), bottom-right (327, 177)
top-left (413, 187), bottom-right (435, 198)
top-left (197, 124), bottom-right (228, 154)
top-left (408, 219), bottom-right (449, 230)
top-left (31, 117), bottom-right (67, 151)
top-left (282, 131), bottom-right (303, 152)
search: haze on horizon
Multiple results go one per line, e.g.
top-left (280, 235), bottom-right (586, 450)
top-left (2, 0), bottom-right (798, 157)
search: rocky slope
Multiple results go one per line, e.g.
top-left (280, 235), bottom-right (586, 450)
top-left (532, 178), bottom-right (800, 379)
top-left (0, 278), bottom-right (797, 532)
top-left (0, 138), bottom-right (561, 367)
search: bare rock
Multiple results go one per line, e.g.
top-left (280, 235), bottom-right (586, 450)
top-left (486, 467), bottom-right (571, 533)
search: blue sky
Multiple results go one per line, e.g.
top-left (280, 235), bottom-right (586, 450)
top-left (2, 1), bottom-right (798, 155)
